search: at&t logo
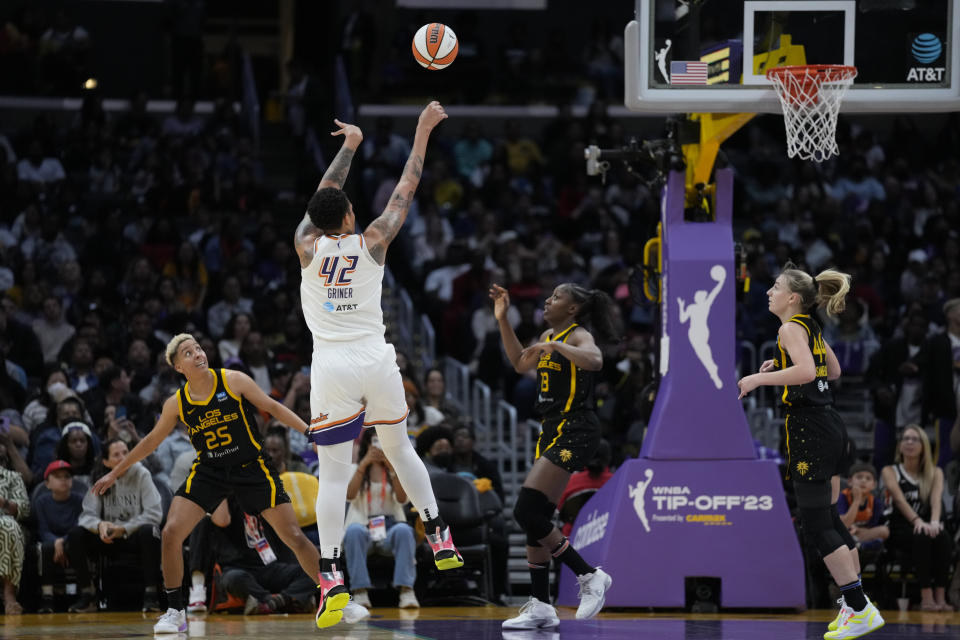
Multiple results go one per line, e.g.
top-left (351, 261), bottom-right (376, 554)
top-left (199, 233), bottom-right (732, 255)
top-left (907, 33), bottom-right (944, 83)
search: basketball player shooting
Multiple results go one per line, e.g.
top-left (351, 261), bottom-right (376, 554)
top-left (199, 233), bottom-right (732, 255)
top-left (293, 101), bottom-right (463, 629)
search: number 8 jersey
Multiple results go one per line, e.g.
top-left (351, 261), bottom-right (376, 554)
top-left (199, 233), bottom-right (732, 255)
top-left (177, 369), bottom-right (264, 465)
top-left (301, 233), bottom-right (386, 344)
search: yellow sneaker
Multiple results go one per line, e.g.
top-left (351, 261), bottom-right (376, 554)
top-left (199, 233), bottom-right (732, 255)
top-left (828, 597), bottom-right (853, 631)
top-left (315, 566), bottom-right (349, 629)
top-left (427, 526), bottom-right (464, 570)
top-left (823, 601), bottom-right (884, 639)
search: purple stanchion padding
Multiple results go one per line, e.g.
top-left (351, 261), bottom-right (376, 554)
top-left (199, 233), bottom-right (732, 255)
top-left (558, 169), bottom-right (805, 609)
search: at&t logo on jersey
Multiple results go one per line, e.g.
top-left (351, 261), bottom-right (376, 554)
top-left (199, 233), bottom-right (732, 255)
top-left (906, 33), bottom-right (945, 83)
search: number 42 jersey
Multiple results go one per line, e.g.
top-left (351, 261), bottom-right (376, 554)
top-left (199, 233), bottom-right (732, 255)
top-left (300, 233), bottom-right (386, 344)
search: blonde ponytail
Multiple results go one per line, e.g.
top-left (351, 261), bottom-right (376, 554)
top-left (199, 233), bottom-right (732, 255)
top-left (814, 269), bottom-right (851, 317)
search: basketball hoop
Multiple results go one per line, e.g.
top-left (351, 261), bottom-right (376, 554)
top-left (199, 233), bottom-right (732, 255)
top-left (766, 65), bottom-right (857, 162)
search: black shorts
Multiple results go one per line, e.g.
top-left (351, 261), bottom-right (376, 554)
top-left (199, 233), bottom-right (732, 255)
top-left (175, 455), bottom-right (290, 514)
top-left (535, 411), bottom-right (601, 473)
top-left (784, 406), bottom-right (851, 483)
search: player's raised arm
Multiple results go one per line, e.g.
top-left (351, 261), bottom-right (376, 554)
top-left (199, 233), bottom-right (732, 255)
top-left (363, 101), bottom-right (447, 265)
top-left (294, 119), bottom-right (364, 266)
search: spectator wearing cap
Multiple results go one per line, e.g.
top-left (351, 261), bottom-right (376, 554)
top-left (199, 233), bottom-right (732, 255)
top-left (918, 298), bottom-right (960, 467)
top-left (55, 422), bottom-right (96, 487)
top-left (837, 462), bottom-right (889, 556)
top-left (32, 460), bottom-right (84, 613)
top-left (0, 436), bottom-right (29, 615)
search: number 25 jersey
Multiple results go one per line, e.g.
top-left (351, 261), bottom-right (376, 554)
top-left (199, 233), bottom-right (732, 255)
top-left (300, 233), bottom-right (386, 344)
top-left (177, 369), bottom-right (263, 466)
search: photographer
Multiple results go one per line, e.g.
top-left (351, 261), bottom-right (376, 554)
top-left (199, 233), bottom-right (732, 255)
top-left (343, 429), bottom-right (419, 609)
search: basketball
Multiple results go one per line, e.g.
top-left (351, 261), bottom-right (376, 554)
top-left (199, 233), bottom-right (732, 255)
top-left (710, 265), bottom-right (724, 281)
top-left (412, 23), bottom-right (458, 70)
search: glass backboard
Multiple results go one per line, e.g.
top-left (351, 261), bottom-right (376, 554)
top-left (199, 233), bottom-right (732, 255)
top-left (626, 0), bottom-right (959, 113)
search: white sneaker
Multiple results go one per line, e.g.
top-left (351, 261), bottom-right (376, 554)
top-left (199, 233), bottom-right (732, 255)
top-left (824, 601), bottom-right (885, 639)
top-left (828, 597), bottom-right (853, 632)
top-left (342, 598), bottom-right (370, 624)
top-left (502, 597), bottom-right (560, 630)
top-left (153, 608), bottom-right (187, 634)
top-left (575, 568), bottom-right (612, 620)
top-left (352, 590), bottom-right (371, 608)
top-left (187, 585), bottom-right (207, 613)
top-left (398, 589), bottom-right (420, 609)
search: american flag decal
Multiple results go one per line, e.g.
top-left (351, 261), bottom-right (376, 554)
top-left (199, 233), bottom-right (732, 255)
top-left (670, 60), bottom-right (708, 85)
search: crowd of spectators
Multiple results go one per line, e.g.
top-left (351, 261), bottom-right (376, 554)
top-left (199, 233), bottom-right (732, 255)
top-left (2, 9), bottom-right (960, 608)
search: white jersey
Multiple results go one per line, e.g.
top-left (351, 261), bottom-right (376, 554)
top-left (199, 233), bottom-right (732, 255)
top-left (301, 233), bottom-right (385, 344)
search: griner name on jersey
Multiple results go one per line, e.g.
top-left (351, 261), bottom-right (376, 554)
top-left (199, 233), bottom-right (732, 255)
top-left (327, 287), bottom-right (353, 299)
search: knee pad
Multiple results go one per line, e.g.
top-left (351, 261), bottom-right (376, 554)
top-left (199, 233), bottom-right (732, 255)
top-left (799, 506), bottom-right (846, 557)
top-left (514, 487), bottom-right (555, 541)
top-left (831, 503), bottom-right (857, 550)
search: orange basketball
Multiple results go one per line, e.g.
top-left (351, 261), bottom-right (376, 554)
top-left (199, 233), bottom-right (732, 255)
top-left (412, 23), bottom-right (458, 70)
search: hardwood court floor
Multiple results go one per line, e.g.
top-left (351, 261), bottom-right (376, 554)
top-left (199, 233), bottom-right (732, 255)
top-left (3, 607), bottom-right (959, 639)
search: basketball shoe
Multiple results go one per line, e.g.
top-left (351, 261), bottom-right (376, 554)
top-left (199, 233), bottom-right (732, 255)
top-left (427, 526), bottom-right (464, 570)
top-left (153, 608), bottom-right (187, 634)
top-left (342, 597), bottom-right (370, 623)
top-left (315, 565), bottom-right (350, 629)
top-left (575, 567), bottom-right (612, 620)
top-left (823, 600), bottom-right (884, 639)
top-left (502, 597), bottom-right (560, 630)
top-left (187, 585), bottom-right (207, 613)
top-left (828, 596), bottom-right (853, 632)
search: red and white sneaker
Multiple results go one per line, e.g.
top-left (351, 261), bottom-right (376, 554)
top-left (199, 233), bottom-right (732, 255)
top-left (315, 565), bottom-right (350, 629)
top-left (427, 526), bottom-right (464, 570)
top-left (187, 585), bottom-right (207, 613)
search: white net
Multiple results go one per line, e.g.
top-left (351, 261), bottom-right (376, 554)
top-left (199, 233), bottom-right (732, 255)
top-left (766, 65), bottom-right (857, 163)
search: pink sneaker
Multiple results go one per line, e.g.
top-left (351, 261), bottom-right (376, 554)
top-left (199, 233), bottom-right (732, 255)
top-left (427, 526), bottom-right (464, 570)
top-left (315, 565), bottom-right (349, 629)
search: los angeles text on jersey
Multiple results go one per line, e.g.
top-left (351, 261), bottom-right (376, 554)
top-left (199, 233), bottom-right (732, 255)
top-left (189, 408), bottom-right (239, 432)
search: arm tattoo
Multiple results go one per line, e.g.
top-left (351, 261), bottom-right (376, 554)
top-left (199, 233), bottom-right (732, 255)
top-left (295, 214), bottom-right (321, 243)
top-left (318, 147), bottom-right (355, 189)
top-left (366, 153), bottom-right (423, 264)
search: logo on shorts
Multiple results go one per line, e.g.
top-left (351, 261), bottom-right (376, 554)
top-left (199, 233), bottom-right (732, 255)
top-left (795, 461), bottom-right (810, 476)
top-left (559, 449), bottom-right (573, 463)
top-left (310, 413), bottom-right (329, 425)
top-left (216, 391), bottom-right (227, 402)
top-left (817, 379), bottom-right (826, 393)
